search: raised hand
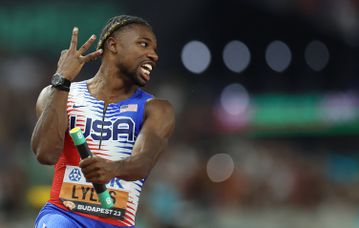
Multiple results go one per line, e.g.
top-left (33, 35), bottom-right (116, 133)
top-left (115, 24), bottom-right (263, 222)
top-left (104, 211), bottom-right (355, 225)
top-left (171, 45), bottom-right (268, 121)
top-left (56, 27), bottom-right (103, 81)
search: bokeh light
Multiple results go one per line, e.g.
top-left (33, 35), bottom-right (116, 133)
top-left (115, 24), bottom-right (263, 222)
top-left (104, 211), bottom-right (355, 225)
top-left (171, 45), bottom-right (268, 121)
top-left (305, 40), bottom-right (330, 71)
top-left (265, 40), bottom-right (292, 72)
top-left (223, 40), bottom-right (251, 73)
top-left (181, 40), bottom-right (211, 74)
top-left (220, 83), bottom-right (250, 115)
top-left (207, 153), bottom-right (235, 183)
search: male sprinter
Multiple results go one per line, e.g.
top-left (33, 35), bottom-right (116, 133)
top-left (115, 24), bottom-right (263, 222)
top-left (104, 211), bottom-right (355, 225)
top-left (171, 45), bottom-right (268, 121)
top-left (31, 15), bottom-right (175, 227)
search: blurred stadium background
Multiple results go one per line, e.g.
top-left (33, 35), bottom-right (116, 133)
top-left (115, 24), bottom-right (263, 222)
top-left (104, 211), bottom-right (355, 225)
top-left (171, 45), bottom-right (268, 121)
top-left (1, 0), bottom-right (359, 227)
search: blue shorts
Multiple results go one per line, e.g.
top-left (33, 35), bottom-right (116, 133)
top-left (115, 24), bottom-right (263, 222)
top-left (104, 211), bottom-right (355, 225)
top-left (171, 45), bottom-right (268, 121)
top-left (35, 202), bottom-right (134, 228)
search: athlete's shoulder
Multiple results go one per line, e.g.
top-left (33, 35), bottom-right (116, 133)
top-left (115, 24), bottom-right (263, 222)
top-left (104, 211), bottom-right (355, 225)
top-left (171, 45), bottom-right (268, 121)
top-left (145, 98), bottom-right (174, 119)
top-left (143, 98), bottom-right (175, 138)
top-left (136, 88), bottom-right (155, 101)
top-left (146, 97), bottom-right (173, 108)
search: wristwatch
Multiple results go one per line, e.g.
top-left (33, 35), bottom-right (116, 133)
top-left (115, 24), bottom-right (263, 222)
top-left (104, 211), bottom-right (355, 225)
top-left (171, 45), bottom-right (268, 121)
top-left (51, 73), bottom-right (71, 92)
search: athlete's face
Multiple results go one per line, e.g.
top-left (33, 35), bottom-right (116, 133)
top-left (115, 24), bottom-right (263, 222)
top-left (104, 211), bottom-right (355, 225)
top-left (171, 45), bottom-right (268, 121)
top-left (112, 24), bottom-right (158, 87)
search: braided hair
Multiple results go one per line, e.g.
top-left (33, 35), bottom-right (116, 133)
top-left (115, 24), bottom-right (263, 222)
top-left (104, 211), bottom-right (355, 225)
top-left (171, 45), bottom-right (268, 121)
top-left (96, 15), bottom-right (152, 51)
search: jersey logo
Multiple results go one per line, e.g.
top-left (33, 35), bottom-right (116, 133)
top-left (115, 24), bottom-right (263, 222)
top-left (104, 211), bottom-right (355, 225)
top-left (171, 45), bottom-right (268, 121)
top-left (68, 168), bottom-right (82, 182)
top-left (73, 104), bottom-right (86, 108)
top-left (119, 104), bottom-right (138, 113)
top-left (69, 116), bottom-right (136, 142)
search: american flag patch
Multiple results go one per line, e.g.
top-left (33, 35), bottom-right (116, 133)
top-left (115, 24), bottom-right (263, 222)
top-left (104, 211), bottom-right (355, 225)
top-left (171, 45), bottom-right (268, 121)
top-left (119, 104), bottom-right (138, 113)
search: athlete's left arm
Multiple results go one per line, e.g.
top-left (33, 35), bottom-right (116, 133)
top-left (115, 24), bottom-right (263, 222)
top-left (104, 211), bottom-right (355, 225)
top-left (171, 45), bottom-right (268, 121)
top-left (79, 98), bottom-right (175, 183)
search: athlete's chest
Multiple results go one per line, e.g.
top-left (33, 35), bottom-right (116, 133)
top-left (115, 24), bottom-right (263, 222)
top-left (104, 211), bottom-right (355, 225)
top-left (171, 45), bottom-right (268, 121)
top-left (68, 100), bottom-right (140, 142)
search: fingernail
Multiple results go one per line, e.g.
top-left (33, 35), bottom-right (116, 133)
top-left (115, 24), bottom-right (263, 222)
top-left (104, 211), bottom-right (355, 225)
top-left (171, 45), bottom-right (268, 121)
top-left (91, 34), bottom-right (96, 39)
top-left (98, 49), bottom-right (103, 54)
top-left (73, 27), bottom-right (78, 32)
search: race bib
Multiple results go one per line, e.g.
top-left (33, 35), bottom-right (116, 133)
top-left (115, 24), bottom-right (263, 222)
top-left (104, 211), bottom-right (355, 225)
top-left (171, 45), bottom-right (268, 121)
top-left (59, 165), bottom-right (129, 219)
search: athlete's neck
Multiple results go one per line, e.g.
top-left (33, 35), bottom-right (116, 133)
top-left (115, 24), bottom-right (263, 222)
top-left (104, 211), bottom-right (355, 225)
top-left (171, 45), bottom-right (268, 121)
top-left (87, 65), bottom-right (138, 104)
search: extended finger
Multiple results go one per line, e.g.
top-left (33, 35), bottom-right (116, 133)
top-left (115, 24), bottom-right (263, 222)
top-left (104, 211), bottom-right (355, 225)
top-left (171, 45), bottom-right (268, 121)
top-left (69, 27), bottom-right (79, 50)
top-left (82, 49), bottom-right (103, 62)
top-left (78, 34), bottom-right (96, 55)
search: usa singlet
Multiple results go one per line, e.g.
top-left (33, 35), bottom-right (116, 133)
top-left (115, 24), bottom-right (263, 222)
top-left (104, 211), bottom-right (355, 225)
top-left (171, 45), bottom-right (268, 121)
top-left (48, 80), bottom-right (153, 227)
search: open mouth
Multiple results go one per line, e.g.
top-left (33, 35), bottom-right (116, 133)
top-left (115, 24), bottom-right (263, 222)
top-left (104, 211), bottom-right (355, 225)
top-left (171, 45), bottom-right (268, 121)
top-left (141, 63), bottom-right (153, 77)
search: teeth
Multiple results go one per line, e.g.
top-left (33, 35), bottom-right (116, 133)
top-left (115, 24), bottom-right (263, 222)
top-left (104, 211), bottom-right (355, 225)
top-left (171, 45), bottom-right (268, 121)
top-left (142, 63), bottom-right (152, 71)
top-left (142, 68), bottom-right (150, 76)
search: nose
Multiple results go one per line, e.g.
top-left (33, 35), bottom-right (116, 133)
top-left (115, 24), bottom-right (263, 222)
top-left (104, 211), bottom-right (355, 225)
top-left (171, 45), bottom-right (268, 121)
top-left (147, 49), bottom-right (159, 62)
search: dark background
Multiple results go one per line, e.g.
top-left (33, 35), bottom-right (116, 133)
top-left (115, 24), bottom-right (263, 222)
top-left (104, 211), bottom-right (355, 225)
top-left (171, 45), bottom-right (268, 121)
top-left (0, 0), bottom-right (359, 227)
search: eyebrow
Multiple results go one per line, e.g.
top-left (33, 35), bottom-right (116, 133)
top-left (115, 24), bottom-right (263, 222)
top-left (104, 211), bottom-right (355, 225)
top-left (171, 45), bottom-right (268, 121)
top-left (141, 37), bottom-right (155, 43)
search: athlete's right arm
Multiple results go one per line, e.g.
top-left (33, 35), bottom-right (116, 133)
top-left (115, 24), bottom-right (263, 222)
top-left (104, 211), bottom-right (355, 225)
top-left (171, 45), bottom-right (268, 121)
top-left (31, 86), bottom-right (70, 165)
top-left (31, 27), bottom-right (102, 165)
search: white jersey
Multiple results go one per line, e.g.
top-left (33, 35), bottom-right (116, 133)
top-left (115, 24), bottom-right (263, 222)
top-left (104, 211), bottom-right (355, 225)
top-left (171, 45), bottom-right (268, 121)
top-left (49, 80), bottom-right (153, 227)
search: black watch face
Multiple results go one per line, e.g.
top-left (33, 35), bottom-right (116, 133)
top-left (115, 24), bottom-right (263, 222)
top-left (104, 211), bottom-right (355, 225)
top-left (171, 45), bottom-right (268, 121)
top-left (52, 74), bottom-right (62, 86)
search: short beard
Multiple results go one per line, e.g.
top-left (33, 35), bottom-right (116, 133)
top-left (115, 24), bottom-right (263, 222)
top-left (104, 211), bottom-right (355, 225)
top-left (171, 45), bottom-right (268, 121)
top-left (122, 69), bottom-right (145, 87)
top-left (117, 63), bottom-right (145, 87)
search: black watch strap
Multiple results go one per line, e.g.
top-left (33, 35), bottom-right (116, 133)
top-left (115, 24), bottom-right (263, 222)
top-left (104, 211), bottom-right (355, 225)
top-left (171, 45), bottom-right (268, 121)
top-left (51, 73), bottom-right (71, 92)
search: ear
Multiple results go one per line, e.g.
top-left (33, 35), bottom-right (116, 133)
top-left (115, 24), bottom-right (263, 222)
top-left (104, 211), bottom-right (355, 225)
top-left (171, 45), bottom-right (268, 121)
top-left (105, 37), bottom-right (118, 53)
